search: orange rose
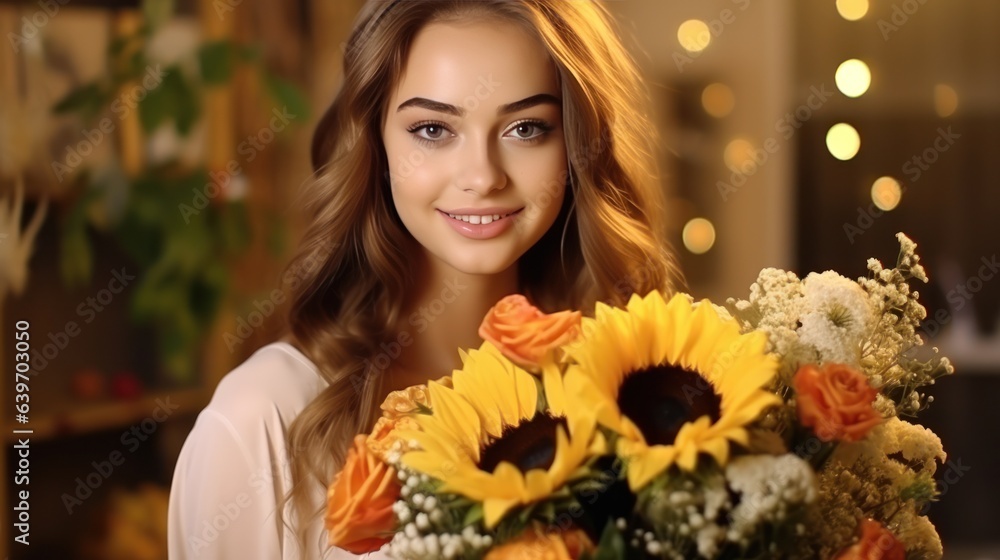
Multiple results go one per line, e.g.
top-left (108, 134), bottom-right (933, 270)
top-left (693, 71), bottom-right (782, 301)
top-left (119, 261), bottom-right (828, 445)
top-left (793, 363), bottom-right (881, 442)
top-left (478, 294), bottom-right (582, 370)
top-left (834, 519), bottom-right (906, 560)
top-left (325, 434), bottom-right (400, 553)
top-left (484, 525), bottom-right (594, 560)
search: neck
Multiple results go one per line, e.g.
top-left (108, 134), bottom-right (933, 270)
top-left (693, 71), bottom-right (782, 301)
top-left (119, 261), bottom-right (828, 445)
top-left (386, 251), bottom-right (519, 390)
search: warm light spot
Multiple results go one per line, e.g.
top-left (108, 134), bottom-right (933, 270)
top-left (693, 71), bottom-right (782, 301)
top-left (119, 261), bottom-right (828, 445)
top-left (724, 138), bottom-right (756, 171)
top-left (836, 0), bottom-right (869, 21)
top-left (702, 83), bottom-right (735, 118)
top-left (682, 218), bottom-right (716, 254)
top-left (871, 177), bottom-right (902, 211)
top-left (835, 59), bottom-right (871, 98)
top-left (677, 20), bottom-right (711, 53)
top-left (826, 123), bottom-right (861, 161)
top-left (934, 84), bottom-right (959, 117)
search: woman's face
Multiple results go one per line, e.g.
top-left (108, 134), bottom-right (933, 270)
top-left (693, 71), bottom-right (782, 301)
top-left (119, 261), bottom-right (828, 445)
top-left (382, 19), bottom-right (567, 276)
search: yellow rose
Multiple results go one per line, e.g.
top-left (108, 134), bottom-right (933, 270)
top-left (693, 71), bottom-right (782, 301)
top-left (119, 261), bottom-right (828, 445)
top-left (379, 375), bottom-right (452, 419)
top-left (366, 415), bottom-right (421, 462)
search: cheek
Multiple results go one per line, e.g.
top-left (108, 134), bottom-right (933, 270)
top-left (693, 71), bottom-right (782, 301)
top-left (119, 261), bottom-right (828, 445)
top-left (517, 144), bottom-right (568, 217)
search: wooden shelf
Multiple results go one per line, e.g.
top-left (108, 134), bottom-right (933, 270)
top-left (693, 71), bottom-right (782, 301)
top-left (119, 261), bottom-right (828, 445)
top-left (4, 387), bottom-right (211, 443)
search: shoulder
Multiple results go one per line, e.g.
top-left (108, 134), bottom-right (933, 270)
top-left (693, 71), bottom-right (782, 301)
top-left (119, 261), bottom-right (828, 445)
top-left (205, 341), bottom-right (329, 433)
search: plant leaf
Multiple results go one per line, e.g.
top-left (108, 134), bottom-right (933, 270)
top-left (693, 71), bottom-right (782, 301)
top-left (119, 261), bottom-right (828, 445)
top-left (462, 504), bottom-right (484, 528)
top-left (199, 40), bottom-right (234, 85)
top-left (262, 72), bottom-right (310, 123)
top-left (53, 83), bottom-right (107, 119)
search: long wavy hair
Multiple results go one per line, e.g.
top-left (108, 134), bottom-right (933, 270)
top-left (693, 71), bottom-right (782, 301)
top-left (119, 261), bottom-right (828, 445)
top-left (278, 0), bottom-right (684, 552)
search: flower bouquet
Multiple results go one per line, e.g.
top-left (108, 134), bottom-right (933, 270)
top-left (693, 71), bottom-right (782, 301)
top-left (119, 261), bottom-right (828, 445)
top-left (325, 233), bottom-right (954, 559)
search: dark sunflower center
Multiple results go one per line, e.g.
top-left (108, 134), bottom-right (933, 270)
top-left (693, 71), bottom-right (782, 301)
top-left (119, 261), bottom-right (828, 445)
top-left (478, 415), bottom-right (567, 474)
top-left (616, 365), bottom-right (722, 446)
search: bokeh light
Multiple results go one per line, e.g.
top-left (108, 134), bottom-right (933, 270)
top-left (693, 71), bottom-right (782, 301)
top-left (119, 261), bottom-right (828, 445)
top-left (871, 177), bottom-right (903, 211)
top-left (836, 0), bottom-right (869, 21)
top-left (724, 138), bottom-right (756, 171)
top-left (934, 84), bottom-right (959, 117)
top-left (702, 83), bottom-right (735, 118)
top-left (826, 123), bottom-right (861, 160)
top-left (835, 59), bottom-right (872, 98)
top-left (677, 19), bottom-right (711, 53)
top-left (682, 218), bottom-right (716, 254)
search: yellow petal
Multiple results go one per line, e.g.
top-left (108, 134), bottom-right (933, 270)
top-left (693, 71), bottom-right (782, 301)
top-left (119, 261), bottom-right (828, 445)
top-left (425, 381), bottom-right (482, 462)
top-left (484, 498), bottom-right (520, 529)
top-left (523, 469), bottom-right (553, 501)
top-left (542, 358), bottom-right (567, 417)
top-left (625, 445), bottom-right (678, 491)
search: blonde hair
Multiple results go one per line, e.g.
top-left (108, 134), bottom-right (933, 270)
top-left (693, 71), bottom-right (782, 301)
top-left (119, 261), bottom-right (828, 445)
top-left (279, 0), bottom-right (683, 552)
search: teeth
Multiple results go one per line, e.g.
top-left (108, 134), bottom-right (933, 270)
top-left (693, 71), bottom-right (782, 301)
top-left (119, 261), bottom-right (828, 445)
top-left (446, 212), bottom-right (509, 224)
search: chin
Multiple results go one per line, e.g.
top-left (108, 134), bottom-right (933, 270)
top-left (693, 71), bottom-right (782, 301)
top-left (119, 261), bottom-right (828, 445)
top-left (433, 247), bottom-right (519, 276)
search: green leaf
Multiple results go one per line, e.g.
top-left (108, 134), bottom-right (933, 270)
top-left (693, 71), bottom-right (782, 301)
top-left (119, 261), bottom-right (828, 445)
top-left (262, 73), bottom-right (310, 123)
top-left (142, 0), bottom-right (175, 33)
top-left (588, 520), bottom-right (627, 560)
top-left (138, 67), bottom-right (175, 131)
top-left (59, 224), bottom-right (93, 288)
top-left (462, 504), bottom-right (484, 528)
top-left (265, 213), bottom-right (287, 257)
top-left (53, 83), bottom-right (106, 118)
top-left (199, 40), bottom-right (234, 85)
top-left (237, 43), bottom-right (262, 62)
top-left (171, 71), bottom-right (200, 135)
top-left (219, 201), bottom-right (251, 255)
top-left (535, 500), bottom-right (556, 523)
top-left (58, 187), bottom-right (101, 288)
top-left (138, 65), bottom-right (199, 134)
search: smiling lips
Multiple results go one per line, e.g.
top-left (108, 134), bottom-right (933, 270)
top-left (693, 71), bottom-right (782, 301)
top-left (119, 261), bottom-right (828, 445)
top-left (438, 207), bottom-right (524, 239)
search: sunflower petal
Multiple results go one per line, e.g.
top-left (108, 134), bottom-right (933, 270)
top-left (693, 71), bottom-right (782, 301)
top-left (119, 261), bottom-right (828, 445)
top-left (484, 498), bottom-right (520, 529)
top-left (424, 381), bottom-right (482, 462)
top-left (542, 357), bottom-right (567, 417)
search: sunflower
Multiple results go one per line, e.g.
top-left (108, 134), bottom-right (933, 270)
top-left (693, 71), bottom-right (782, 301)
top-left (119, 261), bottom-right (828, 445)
top-left (398, 341), bottom-right (604, 529)
top-left (562, 290), bottom-right (781, 491)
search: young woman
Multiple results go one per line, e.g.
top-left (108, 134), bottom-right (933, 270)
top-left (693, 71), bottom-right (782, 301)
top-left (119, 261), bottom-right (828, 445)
top-left (167, 0), bottom-right (681, 558)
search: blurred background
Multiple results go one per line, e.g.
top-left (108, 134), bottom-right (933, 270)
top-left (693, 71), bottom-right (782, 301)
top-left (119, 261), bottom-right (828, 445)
top-left (0, 0), bottom-right (997, 558)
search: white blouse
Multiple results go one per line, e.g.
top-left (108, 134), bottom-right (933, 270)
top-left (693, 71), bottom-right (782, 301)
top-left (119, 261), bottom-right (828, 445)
top-left (167, 342), bottom-right (392, 559)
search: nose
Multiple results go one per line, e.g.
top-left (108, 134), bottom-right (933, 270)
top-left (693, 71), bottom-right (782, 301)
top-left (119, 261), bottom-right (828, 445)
top-left (456, 135), bottom-right (507, 195)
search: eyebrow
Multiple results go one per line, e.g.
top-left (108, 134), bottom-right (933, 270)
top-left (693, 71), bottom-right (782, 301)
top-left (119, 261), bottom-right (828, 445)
top-left (395, 93), bottom-right (561, 117)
